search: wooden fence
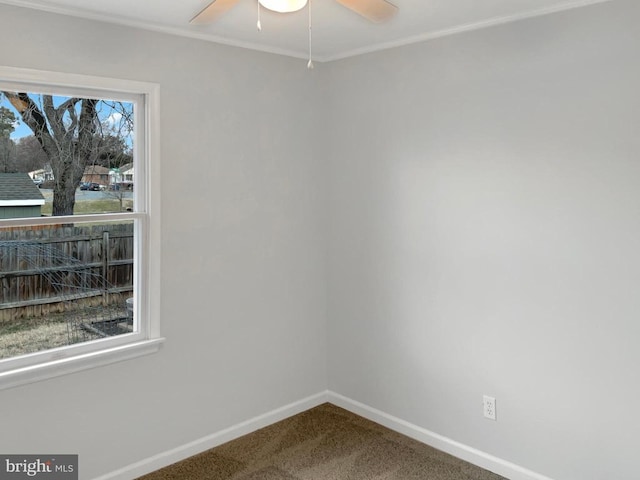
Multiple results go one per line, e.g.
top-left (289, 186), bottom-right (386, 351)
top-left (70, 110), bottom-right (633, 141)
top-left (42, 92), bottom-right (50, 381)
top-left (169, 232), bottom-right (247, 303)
top-left (0, 223), bottom-right (134, 324)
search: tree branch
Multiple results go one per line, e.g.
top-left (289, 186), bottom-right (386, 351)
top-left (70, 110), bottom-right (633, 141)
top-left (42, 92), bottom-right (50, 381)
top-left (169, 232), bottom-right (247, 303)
top-left (42, 95), bottom-right (67, 143)
top-left (2, 92), bottom-right (57, 157)
top-left (75, 98), bottom-right (99, 181)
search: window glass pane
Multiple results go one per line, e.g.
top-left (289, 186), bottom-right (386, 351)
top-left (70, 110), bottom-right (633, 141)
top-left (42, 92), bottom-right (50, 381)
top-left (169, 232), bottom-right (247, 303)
top-left (0, 69), bottom-right (158, 387)
top-left (0, 91), bottom-right (135, 217)
top-left (0, 221), bottom-right (135, 360)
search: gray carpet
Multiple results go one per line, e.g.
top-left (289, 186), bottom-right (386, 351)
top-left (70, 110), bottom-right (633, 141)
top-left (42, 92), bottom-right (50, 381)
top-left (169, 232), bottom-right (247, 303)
top-left (137, 403), bottom-right (506, 480)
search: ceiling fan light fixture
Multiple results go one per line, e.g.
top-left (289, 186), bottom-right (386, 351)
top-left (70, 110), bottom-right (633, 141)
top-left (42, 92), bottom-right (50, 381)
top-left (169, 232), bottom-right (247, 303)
top-left (258, 0), bottom-right (308, 13)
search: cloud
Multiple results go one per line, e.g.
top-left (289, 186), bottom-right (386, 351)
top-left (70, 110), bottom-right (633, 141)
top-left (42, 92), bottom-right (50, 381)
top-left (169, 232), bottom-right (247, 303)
top-left (106, 112), bottom-right (123, 127)
top-left (103, 110), bottom-right (133, 138)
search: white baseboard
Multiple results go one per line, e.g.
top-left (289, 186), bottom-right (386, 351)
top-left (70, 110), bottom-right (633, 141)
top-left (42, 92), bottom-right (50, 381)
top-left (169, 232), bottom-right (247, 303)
top-left (93, 391), bottom-right (330, 480)
top-left (95, 390), bottom-right (555, 480)
top-left (327, 391), bottom-right (555, 480)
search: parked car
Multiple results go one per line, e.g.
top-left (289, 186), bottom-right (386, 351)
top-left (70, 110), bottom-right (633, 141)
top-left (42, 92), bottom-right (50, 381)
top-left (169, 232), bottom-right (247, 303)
top-left (80, 182), bottom-right (103, 191)
top-left (32, 178), bottom-right (44, 188)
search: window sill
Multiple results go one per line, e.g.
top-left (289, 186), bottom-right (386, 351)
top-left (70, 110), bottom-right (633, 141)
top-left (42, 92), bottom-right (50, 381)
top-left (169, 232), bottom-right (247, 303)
top-left (0, 337), bottom-right (165, 391)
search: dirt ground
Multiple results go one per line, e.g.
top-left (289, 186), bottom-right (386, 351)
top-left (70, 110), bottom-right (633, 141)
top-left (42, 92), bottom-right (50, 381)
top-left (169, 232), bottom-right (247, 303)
top-left (0, 308), bottom-right (131, 359)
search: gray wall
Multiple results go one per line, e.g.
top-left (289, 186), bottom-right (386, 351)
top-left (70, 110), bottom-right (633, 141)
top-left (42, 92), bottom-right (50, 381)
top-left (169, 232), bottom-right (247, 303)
top-left (1, 1), bottom-right (639, 479)
top-left (0, 4), bottom-right (327, 479)
top-left (324, 1), bottom-right (640, 479)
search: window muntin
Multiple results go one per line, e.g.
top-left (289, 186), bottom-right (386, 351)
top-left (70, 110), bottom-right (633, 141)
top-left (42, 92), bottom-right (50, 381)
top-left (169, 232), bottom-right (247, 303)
top-left (0, 67), bottom-right (161, 388)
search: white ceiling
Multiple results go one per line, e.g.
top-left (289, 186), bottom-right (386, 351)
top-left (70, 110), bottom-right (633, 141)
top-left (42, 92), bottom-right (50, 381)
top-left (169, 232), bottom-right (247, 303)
top-left (0, 0), bottom-right (611, 61)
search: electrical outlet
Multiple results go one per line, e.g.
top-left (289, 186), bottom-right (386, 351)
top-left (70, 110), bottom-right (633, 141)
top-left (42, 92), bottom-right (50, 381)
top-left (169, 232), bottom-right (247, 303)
top-left (483, 395), bottom-right (496, 420)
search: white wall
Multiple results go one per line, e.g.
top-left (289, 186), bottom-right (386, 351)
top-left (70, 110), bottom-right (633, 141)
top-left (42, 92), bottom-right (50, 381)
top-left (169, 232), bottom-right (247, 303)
top-left (0, 4), bottom-right (327, 479)
top-left (2, 1), bottom-right (639, 479)
top-left (324, 1), bottom-right (640, 479)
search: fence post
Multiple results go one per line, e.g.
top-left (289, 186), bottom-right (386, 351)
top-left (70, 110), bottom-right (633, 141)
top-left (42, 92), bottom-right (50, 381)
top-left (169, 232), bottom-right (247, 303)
top-left (102, 230), bottom-right (110, 305)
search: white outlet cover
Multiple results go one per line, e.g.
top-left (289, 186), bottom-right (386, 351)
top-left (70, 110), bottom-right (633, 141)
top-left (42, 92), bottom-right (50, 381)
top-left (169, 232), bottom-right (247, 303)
top-left (483, 395), bottom-right (497, 420)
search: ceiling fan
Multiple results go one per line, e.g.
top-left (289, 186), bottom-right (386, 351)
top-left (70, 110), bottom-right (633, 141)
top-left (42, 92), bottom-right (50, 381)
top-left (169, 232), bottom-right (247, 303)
top-left (190, 0), bottom-right (398, 25)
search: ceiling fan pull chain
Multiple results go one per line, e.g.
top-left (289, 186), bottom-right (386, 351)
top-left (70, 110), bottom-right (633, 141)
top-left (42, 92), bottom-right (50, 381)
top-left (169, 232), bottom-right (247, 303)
top-left (257, 0), bottom-right (262, 31)
top-left (307, 0), bottom-right (314, 69)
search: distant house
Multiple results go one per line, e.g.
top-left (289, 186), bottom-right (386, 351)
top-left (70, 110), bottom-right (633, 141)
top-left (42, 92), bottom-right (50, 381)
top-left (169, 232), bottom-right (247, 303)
top-left (0, 173), bottom-right (46, 219)
top-left (82, 165), bottom-right (110, 186)
top-left (109, 163), bottom-right (134, 189)
top-left (121, 163), bottom-right (134, 183)
top-left (28, 165), bottom-right (54, 182)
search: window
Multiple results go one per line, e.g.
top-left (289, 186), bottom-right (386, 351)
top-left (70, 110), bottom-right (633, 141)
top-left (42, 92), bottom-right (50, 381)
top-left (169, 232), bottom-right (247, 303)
top-left (0, 67), bottom-right (162, 390)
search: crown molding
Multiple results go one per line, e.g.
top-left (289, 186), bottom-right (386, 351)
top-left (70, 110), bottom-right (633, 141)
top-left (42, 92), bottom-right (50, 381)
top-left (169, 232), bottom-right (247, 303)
top-left (322, 0), bottom-right (615, 62)
top-left (0, 0), bottom-right (615, 63)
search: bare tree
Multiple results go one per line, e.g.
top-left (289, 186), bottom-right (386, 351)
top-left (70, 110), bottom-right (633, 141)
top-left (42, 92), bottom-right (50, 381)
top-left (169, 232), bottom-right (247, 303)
top-left (14, 136), bottom-right (49, 173)
top-left (2, 92), bottom-right (98, 215)
top-left (92, 134), bottom-right (133, 170)
top-left (102, 187), bottom-right (131, 212)
top-left (0, 106), bottom-right (17, 173)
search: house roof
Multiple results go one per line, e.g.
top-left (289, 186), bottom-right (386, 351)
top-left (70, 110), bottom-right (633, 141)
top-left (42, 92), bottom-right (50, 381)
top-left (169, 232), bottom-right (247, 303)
top-left (110, 163), bottom-right (134, 174)
top-left (29, 168), bottom-right (50, 176)
top-left (0, 173), bottom-right (46, 206)
top-left (84, 165), bottom-right (110, 175)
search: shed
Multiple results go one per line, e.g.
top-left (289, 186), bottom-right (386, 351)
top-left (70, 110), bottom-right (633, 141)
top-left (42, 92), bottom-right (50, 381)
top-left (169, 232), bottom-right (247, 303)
top-left (0, 173), bottom-right (46, 219)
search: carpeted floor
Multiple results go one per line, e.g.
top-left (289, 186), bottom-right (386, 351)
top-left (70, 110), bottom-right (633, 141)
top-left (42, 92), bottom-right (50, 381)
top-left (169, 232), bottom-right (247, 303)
top-left (137, 403), bottom-right (506, 480)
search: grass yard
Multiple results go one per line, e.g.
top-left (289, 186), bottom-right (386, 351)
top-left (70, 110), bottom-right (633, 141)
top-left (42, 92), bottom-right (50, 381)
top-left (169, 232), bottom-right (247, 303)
top-left (0, 317), bottom-right (73, 359)
top-left (0, 312), bottom-right (103, 359)
top-left (41, 198), bottom-right (134, 216)
top-left (0, 306), bottom-right (130, 359)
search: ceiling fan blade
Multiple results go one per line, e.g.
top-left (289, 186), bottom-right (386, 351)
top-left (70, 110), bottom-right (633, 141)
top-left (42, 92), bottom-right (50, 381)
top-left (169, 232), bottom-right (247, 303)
top-left (335, 0), bottom-right (398, 23)
top-left (190, 0), bottom-right (240, 25)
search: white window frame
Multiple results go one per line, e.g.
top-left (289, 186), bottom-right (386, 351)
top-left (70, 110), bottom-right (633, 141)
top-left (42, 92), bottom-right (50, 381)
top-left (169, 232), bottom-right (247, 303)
top-left (0, 66), bottom-right (163, 390)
